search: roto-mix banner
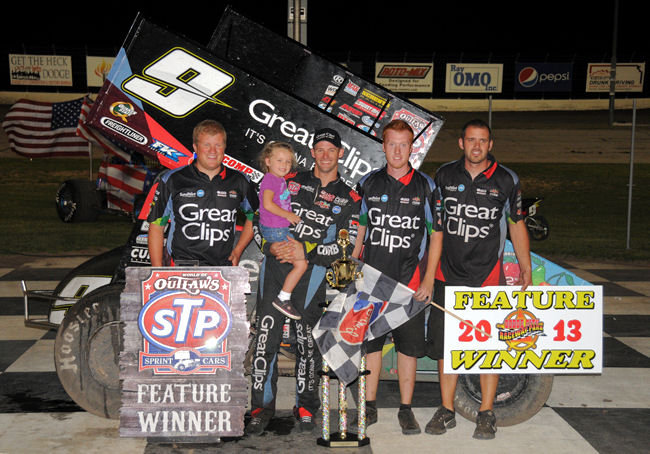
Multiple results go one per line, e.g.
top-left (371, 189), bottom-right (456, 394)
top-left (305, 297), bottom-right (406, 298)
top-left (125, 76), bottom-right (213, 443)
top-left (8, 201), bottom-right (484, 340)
top-left (120, 267), bottom-right (249, 439)
top-left (445, 63), bottom-right (503, 93)
top-left (374, 62), bottom-right (434, 93)
top-left (86, 15), bottom-right (442, 188)
top-left (443, 285), bottom-right (603, 374)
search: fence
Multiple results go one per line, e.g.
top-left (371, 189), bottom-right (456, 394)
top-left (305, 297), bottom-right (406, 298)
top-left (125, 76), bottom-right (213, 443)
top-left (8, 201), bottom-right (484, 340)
top-left (1, 45), bottom-right (648, 102)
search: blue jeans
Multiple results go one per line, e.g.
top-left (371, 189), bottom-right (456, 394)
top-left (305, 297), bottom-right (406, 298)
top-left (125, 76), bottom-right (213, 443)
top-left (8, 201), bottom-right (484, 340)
top-left (259, 225), bottom-right (291, 243)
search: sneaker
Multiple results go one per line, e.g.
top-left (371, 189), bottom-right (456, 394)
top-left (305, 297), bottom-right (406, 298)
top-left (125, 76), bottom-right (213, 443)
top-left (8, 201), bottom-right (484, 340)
top-left (425, 406), bottom-right (456, 435)
top-left (297, 407), bottom-right (315, 433)
top-left (397, 408), bottom-right (421, 435)
top-left (473, 409), bottom-right (497, 440)
top-left (245, 408), bottom-right (274, 435)
top-left (272, 297), bottom-right (302, 320)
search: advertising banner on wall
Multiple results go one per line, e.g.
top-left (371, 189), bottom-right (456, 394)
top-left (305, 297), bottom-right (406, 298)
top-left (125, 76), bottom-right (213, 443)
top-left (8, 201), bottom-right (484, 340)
top-left (445, 63), bottom-right (503, 93)
top-left (8, 54), bottom-right (73, 86)
top-left (86, 56), bottom-right (115, 87)
top-left (586, 63), bottom-right (645, 92)
top-left (374, 62), bottom-right (433, 93)
top-left (515, 63), bottom-right (573, 92)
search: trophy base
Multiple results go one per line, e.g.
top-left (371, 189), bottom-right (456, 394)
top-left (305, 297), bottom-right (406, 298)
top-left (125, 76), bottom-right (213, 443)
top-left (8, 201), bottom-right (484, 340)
top-left (317, 433), bottom-right (370, 448)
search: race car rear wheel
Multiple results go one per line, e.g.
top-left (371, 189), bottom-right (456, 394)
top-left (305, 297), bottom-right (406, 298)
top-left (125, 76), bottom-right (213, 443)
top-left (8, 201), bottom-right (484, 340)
top-left (525, 215), bottom-right (550, 241)
top-left (54, 283), bottom-right (124, 419)
top-left (55, 179), bottom-right (100, 223)
top-left (454, 374), bottom-right (554, 426)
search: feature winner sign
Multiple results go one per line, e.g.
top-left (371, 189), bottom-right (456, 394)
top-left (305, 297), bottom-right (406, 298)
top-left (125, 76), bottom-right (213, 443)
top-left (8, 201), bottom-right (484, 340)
top-left (443, 286), bottom-right (602, 374)
top-left (119, 267), bottom-right (249, 440)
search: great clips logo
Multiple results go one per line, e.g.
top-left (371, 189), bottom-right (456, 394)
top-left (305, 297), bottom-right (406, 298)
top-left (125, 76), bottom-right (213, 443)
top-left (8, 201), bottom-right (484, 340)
top-left (138, 270), bottom-right (232, 375)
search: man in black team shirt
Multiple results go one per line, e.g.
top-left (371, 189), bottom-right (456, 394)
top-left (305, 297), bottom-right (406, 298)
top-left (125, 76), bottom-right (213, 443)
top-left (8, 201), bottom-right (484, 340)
top-left (353, 119), bottom-right (443, 435)
top-left (147, 119), bottom-right (257, 267)
top-left (245, 128), bottom-right (361, 435)
top-left (425, 119), bottom-right (532, 440)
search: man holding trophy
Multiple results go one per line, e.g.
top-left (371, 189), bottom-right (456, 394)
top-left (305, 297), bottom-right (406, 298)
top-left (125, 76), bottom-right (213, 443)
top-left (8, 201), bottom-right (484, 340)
top-left (246, 128), bottom-right (361, 435)
top-left (352, 119), bottom-right (443, 434)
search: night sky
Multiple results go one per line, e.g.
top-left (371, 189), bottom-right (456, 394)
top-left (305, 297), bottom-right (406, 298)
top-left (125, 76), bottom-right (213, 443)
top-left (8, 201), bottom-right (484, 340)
top-left (2, 1), bottom-right (645, 57)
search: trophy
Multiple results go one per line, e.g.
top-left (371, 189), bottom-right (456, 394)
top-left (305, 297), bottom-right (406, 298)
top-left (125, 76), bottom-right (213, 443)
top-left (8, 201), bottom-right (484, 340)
top-left (325, 229), bottom-right (362, 289)
top-left (319, 229), bottom-right (369, 448)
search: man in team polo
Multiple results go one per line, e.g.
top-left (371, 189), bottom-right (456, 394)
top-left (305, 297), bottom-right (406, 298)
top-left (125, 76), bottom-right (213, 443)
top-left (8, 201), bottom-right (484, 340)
top-left (246, 128), bottom-right (361, 435)
top-left (426, 118), bottom-right (532, 440)
top-left (353, 119), bottom-right (443, 435)
top-left (147, 119), bottom-right (257, 267)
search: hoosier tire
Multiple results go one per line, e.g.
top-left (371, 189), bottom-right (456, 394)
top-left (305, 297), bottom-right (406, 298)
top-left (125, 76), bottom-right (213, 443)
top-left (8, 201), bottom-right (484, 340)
top-left (454, 374), bottom-right (554, 426)
top-left (54, 283), bottom-right (125, 419)
top-left (55, 179), bottom-right (100, 223)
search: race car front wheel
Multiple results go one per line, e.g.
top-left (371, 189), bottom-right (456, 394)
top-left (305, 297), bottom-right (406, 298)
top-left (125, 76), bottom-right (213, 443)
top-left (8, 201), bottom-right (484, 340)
top-left (454, 374), bottom-right (554, 426)
top-left (55, 179), bottom-right (100, 223)
top-left (54, 283), bottom-right (124, 419)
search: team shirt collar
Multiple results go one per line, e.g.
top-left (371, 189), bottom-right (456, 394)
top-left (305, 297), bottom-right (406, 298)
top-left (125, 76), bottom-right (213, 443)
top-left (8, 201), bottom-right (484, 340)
top-left (456, 153), bottom-right (498, 180)
top-left (383, 164), bottom-right (415, 185)
top-left (191, 162), bottom-right (227, 181)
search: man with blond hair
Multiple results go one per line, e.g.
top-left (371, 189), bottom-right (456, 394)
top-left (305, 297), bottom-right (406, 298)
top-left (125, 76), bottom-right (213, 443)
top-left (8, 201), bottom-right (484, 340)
top-left (147, 119), bottom-right (257, 267)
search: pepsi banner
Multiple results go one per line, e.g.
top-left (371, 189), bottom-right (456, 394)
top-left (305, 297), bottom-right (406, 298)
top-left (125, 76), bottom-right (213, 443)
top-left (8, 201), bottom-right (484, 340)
top-left (119, 267), bottom-right (250, 439)
top-left (86, 14), bottom-right (443, 189)
top-left (515, 63), bottom-right (573, 92)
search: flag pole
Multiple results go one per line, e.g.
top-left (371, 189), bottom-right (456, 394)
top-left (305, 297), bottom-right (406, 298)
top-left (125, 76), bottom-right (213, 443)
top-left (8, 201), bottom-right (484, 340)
top-left (88, 142), bottom-right (92, 180)
top-left (428, 300), bottom-right (492, 338)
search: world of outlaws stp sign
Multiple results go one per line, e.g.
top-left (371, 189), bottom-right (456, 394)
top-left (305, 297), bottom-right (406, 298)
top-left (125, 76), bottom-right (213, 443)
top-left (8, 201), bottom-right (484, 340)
top-left (138, 269), bottom-right (233, 375)
top-left (120, 267), bottom-right (249, 439)
top-left (443, 286), bottom-right (603, 374)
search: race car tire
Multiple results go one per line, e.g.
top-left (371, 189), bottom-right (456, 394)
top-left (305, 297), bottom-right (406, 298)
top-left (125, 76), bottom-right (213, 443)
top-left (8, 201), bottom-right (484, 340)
top-left (454, 374), bottom-right (554, 426)
top-left (54, 282), bottom-right (125, 419)
top-left (55, 179), bottom-right (100, 223)
top-left (525, 215), bottom-right (550, 241)
top-left (52, 246), bottom-right (123, 296)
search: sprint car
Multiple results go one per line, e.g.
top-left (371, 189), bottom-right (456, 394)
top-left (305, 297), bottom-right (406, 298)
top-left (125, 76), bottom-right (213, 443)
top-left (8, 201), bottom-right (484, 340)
top-left (23, 7), bottom-right (552, 426)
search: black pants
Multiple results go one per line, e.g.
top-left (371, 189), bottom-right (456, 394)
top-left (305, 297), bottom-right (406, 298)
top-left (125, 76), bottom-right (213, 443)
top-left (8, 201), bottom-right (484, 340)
top-left (249, 256), bottom-right (325, 416)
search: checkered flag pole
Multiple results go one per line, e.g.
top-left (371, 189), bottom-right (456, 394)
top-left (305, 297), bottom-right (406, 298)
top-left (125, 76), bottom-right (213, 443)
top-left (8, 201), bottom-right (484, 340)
top-left (314, 262), bottom-right (428, 386)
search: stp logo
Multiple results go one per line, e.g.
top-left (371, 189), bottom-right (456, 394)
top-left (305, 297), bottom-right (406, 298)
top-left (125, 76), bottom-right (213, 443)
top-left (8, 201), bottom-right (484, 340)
top-left (518, 67), bottom-right (539, 88)
top-left (138, 292), bottom-right (232, 351)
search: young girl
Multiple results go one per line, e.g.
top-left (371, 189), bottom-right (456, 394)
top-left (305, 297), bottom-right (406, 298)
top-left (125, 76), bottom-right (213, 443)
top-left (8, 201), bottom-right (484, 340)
top-left (258, 141), bottom-right (307, 320)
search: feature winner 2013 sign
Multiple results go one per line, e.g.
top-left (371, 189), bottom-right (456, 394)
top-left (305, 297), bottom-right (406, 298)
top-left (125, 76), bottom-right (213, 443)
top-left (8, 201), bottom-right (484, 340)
top-left (443, 286), bottom-right (603, 374)
top-left (119, 267), bottom-right (249, 440)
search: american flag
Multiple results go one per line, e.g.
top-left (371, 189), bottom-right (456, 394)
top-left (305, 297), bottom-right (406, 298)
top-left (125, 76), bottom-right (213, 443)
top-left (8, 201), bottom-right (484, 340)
top-left (76, 96), bottom-right (133, 162)
top-left (98, 160), bottom-right (153, 213)
top-left (313, 261), bottom-right (428, 385)
top-left (2, 98), bottom-right (89, 157)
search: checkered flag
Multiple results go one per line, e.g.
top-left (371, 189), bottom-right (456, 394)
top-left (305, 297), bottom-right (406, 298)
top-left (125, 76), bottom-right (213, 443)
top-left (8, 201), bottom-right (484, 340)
top-left (313, 262), bottom-right (427, 385)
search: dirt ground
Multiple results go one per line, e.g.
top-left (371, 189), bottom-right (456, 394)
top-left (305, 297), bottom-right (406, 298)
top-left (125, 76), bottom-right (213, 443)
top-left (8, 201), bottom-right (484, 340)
top-left (1, 105), bottom-right (648, 164)
top-left (426, 110), bottom-right (650, 164)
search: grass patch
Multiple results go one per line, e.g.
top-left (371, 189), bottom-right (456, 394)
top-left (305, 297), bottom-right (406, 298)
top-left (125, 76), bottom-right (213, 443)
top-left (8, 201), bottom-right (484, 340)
top-left (1, 157), bottom-right (648, 263)
top-left (0, 157), bottom-right (133, 255)
top-left (420, 161), bottom-right (650, 263)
